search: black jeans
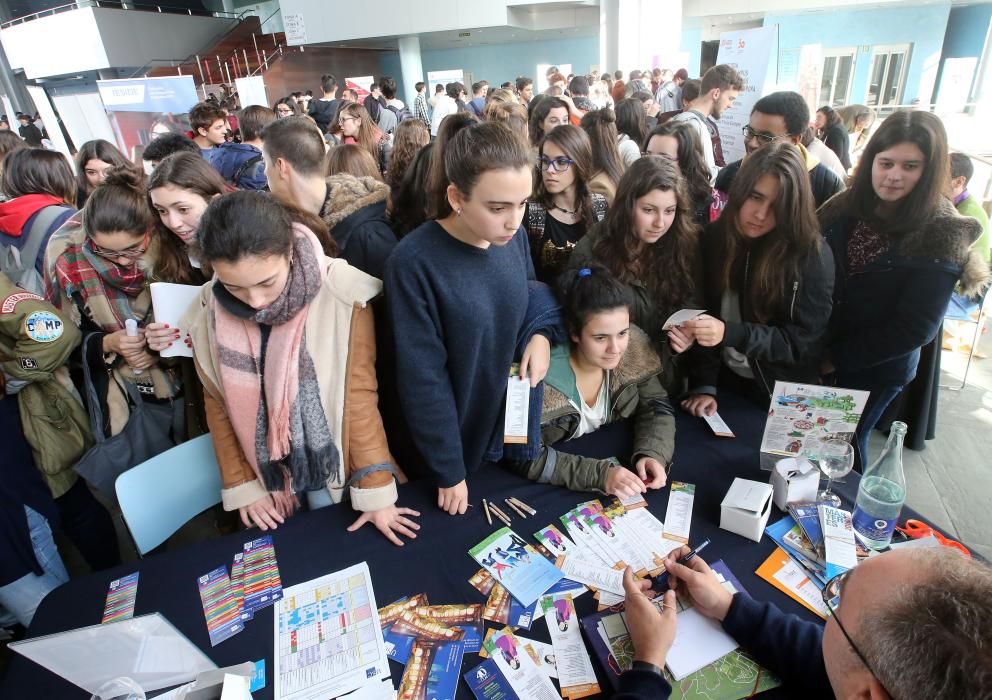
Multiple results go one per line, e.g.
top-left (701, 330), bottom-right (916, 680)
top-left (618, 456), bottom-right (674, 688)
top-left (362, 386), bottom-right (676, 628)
top-left (55, 480), bottom-right (120, 571)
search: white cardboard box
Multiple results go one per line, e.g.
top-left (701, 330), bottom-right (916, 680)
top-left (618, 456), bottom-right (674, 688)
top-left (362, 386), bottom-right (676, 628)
top-left (770, 457), bottom-right (820, 510)
top-left (720, 478), bottom-right (774, 542)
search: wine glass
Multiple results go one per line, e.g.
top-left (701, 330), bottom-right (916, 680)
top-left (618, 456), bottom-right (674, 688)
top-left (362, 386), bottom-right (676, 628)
top-left (816, 437), bottom-right (854, 508)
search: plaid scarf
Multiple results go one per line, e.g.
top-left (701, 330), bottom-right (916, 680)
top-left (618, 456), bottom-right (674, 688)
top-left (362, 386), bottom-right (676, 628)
top-left (54, 237), bottom-right (148, 332)
top-left (212, 224), bottom-right (340, 498)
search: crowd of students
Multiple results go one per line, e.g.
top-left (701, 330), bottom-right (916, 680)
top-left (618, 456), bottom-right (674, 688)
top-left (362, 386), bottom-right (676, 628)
top-left (1, 62), bottom-right (990, 696)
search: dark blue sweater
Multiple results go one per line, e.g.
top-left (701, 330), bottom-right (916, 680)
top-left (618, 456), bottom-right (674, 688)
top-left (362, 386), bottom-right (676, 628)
top-left (613, 592), bottom-right (830, 699)
top-left (385, 221), bottom-right (536, 488)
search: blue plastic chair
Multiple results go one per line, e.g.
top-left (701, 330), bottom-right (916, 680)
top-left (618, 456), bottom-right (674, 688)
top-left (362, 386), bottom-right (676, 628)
top-left (115, 434), bottom-right (223, 556)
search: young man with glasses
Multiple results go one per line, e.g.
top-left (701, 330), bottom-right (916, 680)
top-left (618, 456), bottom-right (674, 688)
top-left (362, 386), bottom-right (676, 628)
top-left (613, 545), bottom-right (992, 699)
top-left (715, 91), bottom-right (845, 208)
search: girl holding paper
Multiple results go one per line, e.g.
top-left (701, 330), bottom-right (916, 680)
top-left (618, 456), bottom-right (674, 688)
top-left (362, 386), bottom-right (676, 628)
top-left (681, 142), bottom-right (835, 418)
top-left (143, 152), bottom-right (229, 438)
top-left (507, 263), bottom-right (675, 499)
top-left (571, 156), bottom-right (702, 394)
top-left (46, 168), bottom-right (181, 434)
top-left (185, 191), bottom-right (418, 545)
top-left (386, 122), bottom-right (562, 517)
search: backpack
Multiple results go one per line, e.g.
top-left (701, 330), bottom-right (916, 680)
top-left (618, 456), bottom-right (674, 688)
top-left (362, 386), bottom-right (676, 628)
top-left (0, 205), bottom-right (72, 296)
top-left (232, 154), bottom-right (265, 190)
top-left (386, 103), bottom-right (414, 125)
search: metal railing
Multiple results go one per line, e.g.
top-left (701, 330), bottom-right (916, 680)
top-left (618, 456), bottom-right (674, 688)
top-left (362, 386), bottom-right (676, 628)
top-left (129, 6), bottom-right (286, 88)
top-left (0, 0), bottom-right (242, 29)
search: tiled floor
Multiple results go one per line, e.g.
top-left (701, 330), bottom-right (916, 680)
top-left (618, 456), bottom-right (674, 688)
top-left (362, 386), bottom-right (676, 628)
top-left (882, 322), bottom-right (992, 560)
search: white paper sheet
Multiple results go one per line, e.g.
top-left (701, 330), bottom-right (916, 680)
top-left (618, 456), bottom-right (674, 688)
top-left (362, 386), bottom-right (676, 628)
top-left (150, 282), bottom-right (202, 358)
top-left (662, 482), bottom-right (695, 544)
top-left (665, 607), bottom-right (738, 681)
top-left (662, 308), bottom-right (706, 330)
top-left (771, 560), bottom-right (830, 617)
top-left (540, 595), bottom-right (599, 698)
top-left (703, 411), bottom-right (735, 437)
top-left (504, 372), bottom-right (530, 443)
top-left (273, 562), bottom-right (391, 700)
top-left (558, 556), bottom-right (624, 596)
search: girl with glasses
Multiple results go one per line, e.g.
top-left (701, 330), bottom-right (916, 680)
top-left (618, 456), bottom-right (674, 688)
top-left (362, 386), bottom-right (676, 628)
top-left (571, 156), bottom-right (701, 394)
top-left (680, 142), bottom-right (834, 418)
top-left (643, 121), bottom-right (720, 227)
top-left (336, 102), bottom-right (392, 177)
top-left (272, 97), bottom-right (300, 119)
top-left (526, 125), bottom-right (608, 282)
top-left (47, 167), bottom-right (181, 436)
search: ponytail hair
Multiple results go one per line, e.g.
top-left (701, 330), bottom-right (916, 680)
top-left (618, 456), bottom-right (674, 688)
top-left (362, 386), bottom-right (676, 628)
top-left (427, 112), bottom-right (478, 219)
top-left (579, 108), bottom-right (625, 190)
top-left (557, 262), bottom-right (632, 337)
top-left (82, 166), bottom-right (153, 237)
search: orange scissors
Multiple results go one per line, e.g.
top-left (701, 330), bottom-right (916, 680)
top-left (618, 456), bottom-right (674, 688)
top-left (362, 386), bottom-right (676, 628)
top-left (895, 519), bottom-right (971, 558)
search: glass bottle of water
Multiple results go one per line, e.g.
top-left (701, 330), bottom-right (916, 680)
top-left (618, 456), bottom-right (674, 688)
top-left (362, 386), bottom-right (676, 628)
top-left (852, 421), bottom-right (907, 550)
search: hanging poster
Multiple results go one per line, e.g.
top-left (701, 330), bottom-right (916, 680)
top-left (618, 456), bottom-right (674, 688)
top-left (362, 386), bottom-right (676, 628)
top-left (715, 26), bottom-right (779, 163)
top-left (96, 76), bottom-right (200, 163)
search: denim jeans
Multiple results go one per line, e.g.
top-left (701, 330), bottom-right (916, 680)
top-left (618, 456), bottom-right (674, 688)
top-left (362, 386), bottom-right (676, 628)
top-left (855, 385), bottom-right (904, 470)
top-left (0, 506), bottom-right (70, 628)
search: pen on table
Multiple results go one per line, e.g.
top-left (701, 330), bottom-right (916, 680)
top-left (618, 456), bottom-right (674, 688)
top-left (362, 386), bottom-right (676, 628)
top-left (655, 539), bottom-right (711, 590)
top-left (509, 497), bottom-right (537, 515)
top-left (504, 499), bottom-right (527, 518)
top-left (482, 500), bottom-right (493, 526)
top-left (489, 504), bottom-right (512, 525)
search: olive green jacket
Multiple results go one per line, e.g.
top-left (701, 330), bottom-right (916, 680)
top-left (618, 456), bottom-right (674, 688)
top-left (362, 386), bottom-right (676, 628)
top-left (506, 325), bottom-right (676, 492)
top-left (0, 273), bottom-right (90, 497)
top-left (571, 223), bottom-right (701, 396)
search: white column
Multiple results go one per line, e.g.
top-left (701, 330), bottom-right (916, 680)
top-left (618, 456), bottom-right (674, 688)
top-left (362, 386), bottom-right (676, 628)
top-left (602, 0), bottom-right (682, 76)
top-left (398, 35), bottom-right (425, 108)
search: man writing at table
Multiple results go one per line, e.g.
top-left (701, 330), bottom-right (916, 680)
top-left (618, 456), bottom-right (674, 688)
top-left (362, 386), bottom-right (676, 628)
top-left (614, 547), bottom-right (992, 699)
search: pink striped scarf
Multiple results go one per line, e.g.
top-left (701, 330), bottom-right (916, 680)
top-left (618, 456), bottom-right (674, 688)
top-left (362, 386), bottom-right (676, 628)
top-left (211, 224), bottom-right (339, 498)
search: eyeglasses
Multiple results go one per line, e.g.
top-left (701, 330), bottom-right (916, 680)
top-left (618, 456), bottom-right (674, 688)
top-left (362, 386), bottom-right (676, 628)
top-left (742, 125), bottom-right (789, 144)
top-left (90, 232), bottom-right (149, 263)
top-left (822, 571), bottom-right (895, 699)
top-left (540, 156), bottom-right (575, 173)
top-left (338, 116), bottom-right (360, 125)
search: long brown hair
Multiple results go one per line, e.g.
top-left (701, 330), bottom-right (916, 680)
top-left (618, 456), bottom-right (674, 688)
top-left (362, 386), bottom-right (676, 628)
top-left (644, 121), bottom-right (711, 206)
top-left (74, 139), bottom-right (130, 200)
top-left (534, 125), bottom-right (595, 226)
top-left (338, 102), bottom-right (384, 165)
top-left (326, 144), bottom-right (383, 181)
top-left (716, 141), bottom-right (821, 321)
top-left (147, 152), bottom-right (228, 284)
top-left (528, 96), bottom-right (568, 146)
top-left (580, 109), bottom-right (625, 190)
top-left (845, 110), bottom-right (949, 235)
top-left (593, 156), bottom-right (698, 313)
top-left (387, 119), bottom-right (429, 185)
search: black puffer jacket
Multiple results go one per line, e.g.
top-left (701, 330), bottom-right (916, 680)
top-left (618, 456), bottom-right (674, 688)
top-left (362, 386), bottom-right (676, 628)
top-left (689, 222), bottom-right (835, 396)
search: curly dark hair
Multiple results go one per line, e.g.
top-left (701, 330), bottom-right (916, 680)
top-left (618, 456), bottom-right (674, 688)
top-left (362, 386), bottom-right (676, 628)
top-left (592, 156), bottom-right (699, 316)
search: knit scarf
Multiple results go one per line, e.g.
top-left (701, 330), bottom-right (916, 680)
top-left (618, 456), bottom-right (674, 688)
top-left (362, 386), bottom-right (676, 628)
top-left (55, 236), bottom-right (148, 331)
top-left (212, 224), bottom-right (340, 498)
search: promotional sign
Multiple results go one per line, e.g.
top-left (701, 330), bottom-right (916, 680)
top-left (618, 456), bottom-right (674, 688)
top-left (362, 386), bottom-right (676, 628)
top-left (715, 26), bottom-right (779, 163)
top-left (96, 76), bottom-right (200, 163)
top-left (427, 69), bottom-right (465, 95)
top-left (344, 76), bottom-right (375, 100)
top-left (235, 76), bottom-right (268, 108)
top-left (282, 12), bottom-right (307, 46)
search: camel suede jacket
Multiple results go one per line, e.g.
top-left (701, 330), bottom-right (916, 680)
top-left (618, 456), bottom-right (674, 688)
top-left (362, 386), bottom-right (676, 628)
top-left (187, 258), bottom-right (403, 513)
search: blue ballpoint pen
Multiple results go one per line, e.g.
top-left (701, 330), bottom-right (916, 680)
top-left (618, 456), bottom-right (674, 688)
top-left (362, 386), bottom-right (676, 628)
top-left (654, 538), bottom-right (711, 590)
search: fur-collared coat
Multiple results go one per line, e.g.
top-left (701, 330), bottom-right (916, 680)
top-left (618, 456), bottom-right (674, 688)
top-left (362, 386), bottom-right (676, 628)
top-left (819, 192), bottom-right (991, 386)
top-left (506, 325), bottom-right (676, 493)
top-left (319, 174), bottom-right (397, 280)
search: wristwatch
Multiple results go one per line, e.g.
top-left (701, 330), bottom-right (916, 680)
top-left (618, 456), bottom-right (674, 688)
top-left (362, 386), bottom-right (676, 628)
top-left (630, 660), bottom-right (665, 677)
